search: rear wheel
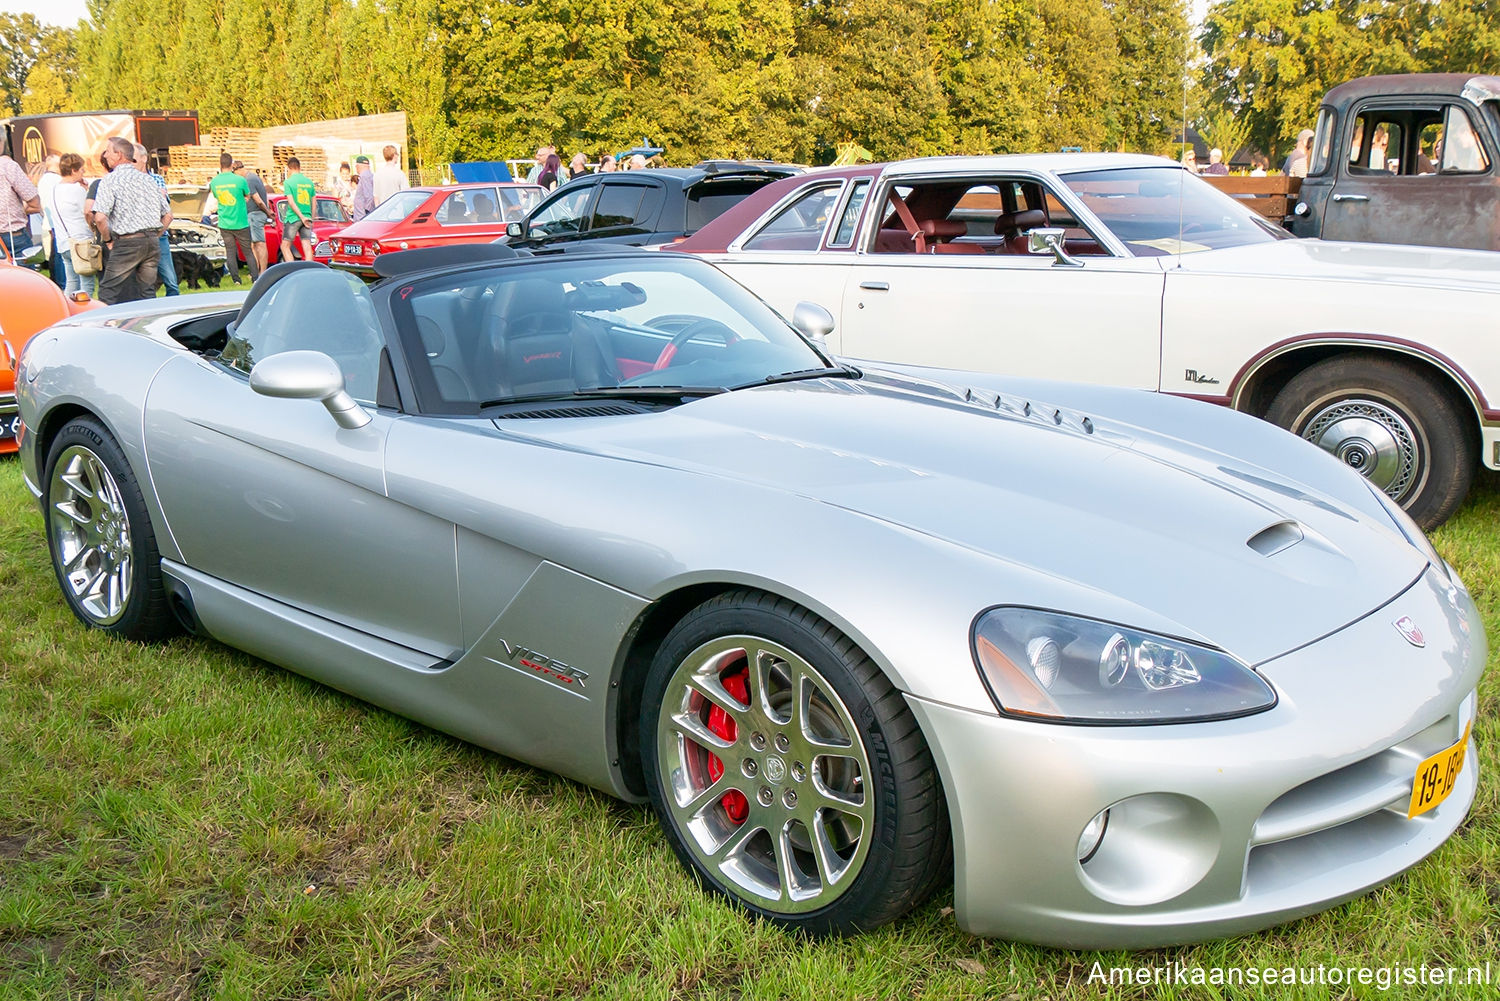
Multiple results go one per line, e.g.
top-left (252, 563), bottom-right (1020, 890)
top-left (43, 418), bottom-right (178, 641)
top-left (641, 590), bottom-right (948, 934)
top-left (1266, 355), bottom-right (1475, 529)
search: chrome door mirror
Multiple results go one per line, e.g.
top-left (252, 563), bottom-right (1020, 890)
top-left (790, 301), bottom-right (835, 345)
top-left (505, 221), bottom-right (524, 239)
top-left (18, 244), bottom-right (47, 266)
top-left (1027, 228), bottom-right (1083, 268)
top-left (249, 350), bottom-right (371, 429)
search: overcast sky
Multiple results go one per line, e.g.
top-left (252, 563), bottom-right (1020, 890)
top-left (3, 0), bottom-right (89, 27)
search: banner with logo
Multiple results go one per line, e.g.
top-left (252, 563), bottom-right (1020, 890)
top-left (9, 113), bottom-right (137, 181)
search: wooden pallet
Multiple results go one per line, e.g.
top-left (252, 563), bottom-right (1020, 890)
top-left (166, 144), bottom-right (225, 185)
top-left (271, 144), bottom-right (327, 185)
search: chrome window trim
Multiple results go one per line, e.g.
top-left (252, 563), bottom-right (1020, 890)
top-left (727, 178), bottom-right (848, 253)
top-left (825, 178), bottom-right (873, 249)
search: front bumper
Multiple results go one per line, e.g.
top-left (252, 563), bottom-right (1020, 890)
top-left (913, 566), bottom-right (1484, 948)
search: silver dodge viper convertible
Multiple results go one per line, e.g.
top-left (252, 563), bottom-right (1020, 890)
top-left (15, 246), bottom-right (1484, 948)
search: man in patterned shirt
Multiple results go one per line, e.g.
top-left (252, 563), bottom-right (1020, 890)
top-left (0, 150), bottom-right (40, 261)
top-left (92, 136), bottom-right (171, 304)
top-left (134, 143), bottom-right (179, 296)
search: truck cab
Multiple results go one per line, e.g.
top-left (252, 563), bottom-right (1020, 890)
top-left (1290, 74), bottom-right (1500, 251)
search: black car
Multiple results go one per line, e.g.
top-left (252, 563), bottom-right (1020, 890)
top-left (502, 162), bottom-right (802, 251)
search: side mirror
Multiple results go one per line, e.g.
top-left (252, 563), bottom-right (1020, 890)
top-left (1027, 228), bottom-right (1082, 267)
top-left (505, 221), bottom-right (524, 239)
top-left (19, 244), bottom-right (47, 266)
top-left (249, 350), bottom-right (371, 429)
top-left (790, 301), bottom-right (835, 345)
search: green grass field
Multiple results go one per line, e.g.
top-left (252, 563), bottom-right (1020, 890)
top-left (1, 457), bottom-right (1496, 1000)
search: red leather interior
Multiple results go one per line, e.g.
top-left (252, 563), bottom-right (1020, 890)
top-left (875, 228), bottom-right (917, 253)
top-left (918, 218), bottom-right (968, 240)
top-left (994, 209), bottom-right (1048, 254)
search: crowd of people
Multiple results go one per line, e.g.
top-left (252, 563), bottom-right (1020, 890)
top-left (522, 144), bottom-right (651, 190)
top-left (2, 137), bottom-right (174, 303)
top-left (0, 137), bottom-right (418, 305)
top-left (1180, 132), bottom-right (1308, 178)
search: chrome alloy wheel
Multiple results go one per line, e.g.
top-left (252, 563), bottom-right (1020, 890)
top-left (48, 444), bottom-right (135, 625)
top-left (1302, 397), bottom-right (1419, 501)
top-left (656, 635), bottom-right (874, 912)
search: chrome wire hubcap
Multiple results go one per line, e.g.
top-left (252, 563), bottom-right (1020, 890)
top-left (1303, 398), bottom-right (1418, 500)
top-left (658, 636), bottom-right (873, 912)
top-left (49, 445), bottom-right (133, 625)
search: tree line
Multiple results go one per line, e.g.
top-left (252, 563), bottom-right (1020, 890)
top-left (3, 1), bottom-right (1498, 178)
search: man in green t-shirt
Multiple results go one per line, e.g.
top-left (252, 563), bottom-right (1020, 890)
top-left (209, 152), bottom-right (259, 282)
top-left (279, 157), bottom-right (318, 263)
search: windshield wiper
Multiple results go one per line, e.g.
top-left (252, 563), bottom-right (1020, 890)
top-left (481, 385), bottom-right (725, 408)
top-left (738, 364), bottom-right (862, 388)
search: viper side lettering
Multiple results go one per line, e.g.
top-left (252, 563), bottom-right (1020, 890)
top-left (495, 638), bottom-right (589, 689)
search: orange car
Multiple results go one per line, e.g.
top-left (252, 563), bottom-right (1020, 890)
top-left (0, 244), bottom-right (99, 453)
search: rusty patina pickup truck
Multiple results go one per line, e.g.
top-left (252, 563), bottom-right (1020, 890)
top-left (1289, 73), bottom-right (1500, 250)
top-left (1203, 75), bottom-right (1500, 251)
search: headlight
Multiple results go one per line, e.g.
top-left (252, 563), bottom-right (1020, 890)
top-left (1366, 480), bottom-right (1447, 580)
top-left (972, 607), bottom-right (1276, 724)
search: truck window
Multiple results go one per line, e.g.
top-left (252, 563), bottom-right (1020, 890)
top-left (1309, 107), bottom-right (1335, 176)
top-left (1348, 114), bottom-right (1407, 173)
top-left (1348, 108), bottom-right (1446, 176)
top-left (1436, 106), bottom-right (1490, 174)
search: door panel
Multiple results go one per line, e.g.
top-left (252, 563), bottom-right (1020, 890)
top-left (836, 255), bottom-right (1165, 389)
top-left (706, 254), bottom-right (856, 354)
top-left (1324, 103), bottom-right (1498, 251)
top-left (382, 418), bottom-right (551, 650)
top-left (143, 355), bottom-right (462, 657)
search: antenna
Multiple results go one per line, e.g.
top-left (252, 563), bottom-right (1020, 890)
top-left (1177, 20), bottom-right (1190, 270)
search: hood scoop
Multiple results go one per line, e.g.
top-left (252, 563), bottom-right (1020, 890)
top-left (1247, 520), bottom-right (1305, 557)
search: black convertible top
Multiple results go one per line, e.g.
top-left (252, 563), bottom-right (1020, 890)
top-left (372, 243), bottom-right (523, 279)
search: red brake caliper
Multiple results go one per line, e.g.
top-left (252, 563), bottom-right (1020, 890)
top-left (706, 669), bottom-right (750, 824)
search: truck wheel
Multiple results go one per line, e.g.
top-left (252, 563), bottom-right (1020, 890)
top-left (1266, 355), bottom-right (1475, 530)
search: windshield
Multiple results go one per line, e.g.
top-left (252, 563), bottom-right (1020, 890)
top-left (1057, 166), bottom-right (1288, 256)
top-left (365, 190), bottom-right (430, 223)
top-left (392, 255), bottom-right (833, 413)
top-left (316, 199), bottom-right (349, 222)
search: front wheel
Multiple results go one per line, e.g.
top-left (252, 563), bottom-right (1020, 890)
top-left (640, 590), bottom-right (949, 935)
top-left (43, 418), bottom-right (178, 641)
top-left (1265, 355), bottom-right (1476, 530)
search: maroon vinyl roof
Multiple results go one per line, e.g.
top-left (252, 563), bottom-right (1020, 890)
top-left (676, 164), bottom-right (886, 252)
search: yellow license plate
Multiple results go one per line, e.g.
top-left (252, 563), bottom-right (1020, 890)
top-left (1407, 721), bottom-right (1472, 819)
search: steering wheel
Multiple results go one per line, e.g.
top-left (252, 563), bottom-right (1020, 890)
top-left (651, 317), bottom-right (740, 371)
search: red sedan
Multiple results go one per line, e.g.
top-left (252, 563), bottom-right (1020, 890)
top-left (326, 182), bottom-right (543, 275)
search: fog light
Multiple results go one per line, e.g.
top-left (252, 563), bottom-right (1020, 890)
top-left (1077, 808), bottom-right (1109, 864)
top-left (1026, 636), bottom-right (1061, 690)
